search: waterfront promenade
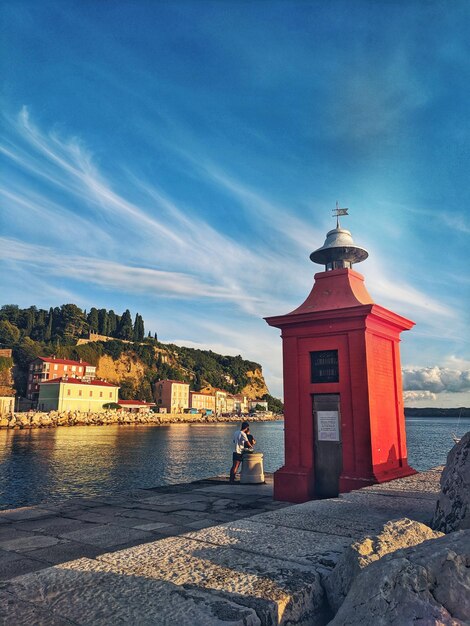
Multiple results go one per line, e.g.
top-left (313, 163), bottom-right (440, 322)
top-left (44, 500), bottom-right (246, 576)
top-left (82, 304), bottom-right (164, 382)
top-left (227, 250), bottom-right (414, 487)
top-left (0, 469), bottom-right (442, 624)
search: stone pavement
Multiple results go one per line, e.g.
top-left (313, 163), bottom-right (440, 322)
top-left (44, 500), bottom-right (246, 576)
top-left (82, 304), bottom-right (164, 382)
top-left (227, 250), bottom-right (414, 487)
top-left (0, 468), bottom-right (442, 625)
top-left (0, 475), bottom-right (290, 581)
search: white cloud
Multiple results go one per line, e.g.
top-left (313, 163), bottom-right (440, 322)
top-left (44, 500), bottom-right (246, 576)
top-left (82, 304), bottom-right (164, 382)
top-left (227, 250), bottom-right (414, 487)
top-left (403, 366), bottom-right (470, 394)
top-left (403, 390), bottom-right (437, 402)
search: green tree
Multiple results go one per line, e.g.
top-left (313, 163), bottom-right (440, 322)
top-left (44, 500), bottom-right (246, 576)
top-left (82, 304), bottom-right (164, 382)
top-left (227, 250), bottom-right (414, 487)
top-left (12, 337), bottom-right (44, 395)
top-left (262, 393), bottom-right (284, 414)
top-left (44, 308), bottom-right (53, 341)
top-left (98, 309), bottom-right (109, 336)
top-left (20, 306), bottom-right (37, 335)
top-left (193, 370), bottom-right (203, 391)
top-left (108, 310), bottom-right (117, 336)
top-left (31, 308), bottom-right (47, 341)
top-left (119, 378), bottom-right (135, 400)
top-left (133, 313), bottom-right (145, 342)
top-left (117, 309), bottom-right (133, 340)
top-left (87, 308), bottom-right (99, 333)
top-left (57, 304), bottom-right (88, 340)
top-left (0, 305), bottom-right (20, 326)
top-left (0, 320), bottom-right (20, 345)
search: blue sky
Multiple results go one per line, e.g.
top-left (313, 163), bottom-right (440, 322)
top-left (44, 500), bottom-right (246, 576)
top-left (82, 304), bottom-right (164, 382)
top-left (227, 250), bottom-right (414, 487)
top-left (1, 0), bottom-right (469, 406)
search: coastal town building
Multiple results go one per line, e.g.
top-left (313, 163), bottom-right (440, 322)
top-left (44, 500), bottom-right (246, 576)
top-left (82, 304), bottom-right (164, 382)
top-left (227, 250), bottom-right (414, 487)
top-left (232, 394), bottom-right (248, 414)
top-left (117, 400), bottom-right (155, 413)
top-left (0, 349), bottom-right (15, 414)
top-left (249, 399), bottom-right (269, 412)
top-left (189, 391), bottom-right (216, 413)
top-left (154, 380), bottom-right (189, 413)
top-left (27, 357), bottom-right (97, 401)
top-left (214, 389), bottom-right (227, 415)
top-left (38, 377), bottom-right (119, 412)
top-left (226, 395), bottom-right (235, 413)
top-left (0, 396), bottom-right (14, 416)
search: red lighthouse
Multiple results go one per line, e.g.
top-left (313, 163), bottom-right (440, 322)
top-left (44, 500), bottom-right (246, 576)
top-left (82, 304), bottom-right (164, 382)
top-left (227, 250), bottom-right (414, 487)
top-left (265, 207), bottom-right (416, 503)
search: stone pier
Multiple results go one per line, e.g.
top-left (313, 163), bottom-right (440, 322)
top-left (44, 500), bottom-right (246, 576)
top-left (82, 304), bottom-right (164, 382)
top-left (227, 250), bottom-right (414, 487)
top-left (0, 469), bottom-right (443, 624)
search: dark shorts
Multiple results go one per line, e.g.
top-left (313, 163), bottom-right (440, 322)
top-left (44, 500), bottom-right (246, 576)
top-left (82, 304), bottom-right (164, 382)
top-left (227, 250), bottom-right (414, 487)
top-left (232, 452), bottom-right (243, 462)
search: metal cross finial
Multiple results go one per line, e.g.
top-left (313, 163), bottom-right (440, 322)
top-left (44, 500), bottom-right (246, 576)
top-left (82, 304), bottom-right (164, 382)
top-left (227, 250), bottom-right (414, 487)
top-left (332, 201), bottom-right (349, 228)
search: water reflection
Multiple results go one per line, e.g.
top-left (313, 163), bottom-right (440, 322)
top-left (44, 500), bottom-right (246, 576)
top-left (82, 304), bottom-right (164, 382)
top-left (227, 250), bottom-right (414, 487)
top-left (0, 418), bottom-right (467, 510)
top-left (0, 422), bottom-right (285, 509)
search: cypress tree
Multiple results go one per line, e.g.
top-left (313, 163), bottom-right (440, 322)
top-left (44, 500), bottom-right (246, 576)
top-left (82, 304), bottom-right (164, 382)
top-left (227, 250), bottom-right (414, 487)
top-left (44, 308), bottom-right (53, 341)
top-left (98, 309), bottom-right (109, 336)
top-left (108, 310), bottom-right (117, 336)
top-left (133, 313), bottom-right (144, 342)
top-left (117, 309), bottom-right (133, 340)
top-left (87, 308), bottom-right (99, 333)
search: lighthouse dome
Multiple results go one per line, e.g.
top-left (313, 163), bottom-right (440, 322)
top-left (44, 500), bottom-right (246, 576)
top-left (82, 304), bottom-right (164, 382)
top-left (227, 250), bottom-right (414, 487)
top-left (310, 226), bottom-right (368, 270)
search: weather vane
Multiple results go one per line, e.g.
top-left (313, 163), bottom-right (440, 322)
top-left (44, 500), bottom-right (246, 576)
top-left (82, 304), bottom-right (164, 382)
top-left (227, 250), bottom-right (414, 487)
top-left (332, 201), bottom-right (349, 228)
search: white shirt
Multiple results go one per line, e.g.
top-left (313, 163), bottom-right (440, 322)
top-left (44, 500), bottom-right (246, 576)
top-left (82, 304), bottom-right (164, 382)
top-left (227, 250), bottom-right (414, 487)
top-left (233, 429), bottom-right (249, 454)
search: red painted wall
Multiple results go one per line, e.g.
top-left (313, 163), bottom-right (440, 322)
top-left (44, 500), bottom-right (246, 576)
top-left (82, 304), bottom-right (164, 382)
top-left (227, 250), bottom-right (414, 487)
top-left (266, 269), bottom-right (416, 503)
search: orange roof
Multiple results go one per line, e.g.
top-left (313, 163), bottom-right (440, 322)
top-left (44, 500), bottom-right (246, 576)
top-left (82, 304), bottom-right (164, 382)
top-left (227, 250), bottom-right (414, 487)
top-left (41, 377), bottom-right (118, 388)
top-left (118, 400), bottom-right (155, 406)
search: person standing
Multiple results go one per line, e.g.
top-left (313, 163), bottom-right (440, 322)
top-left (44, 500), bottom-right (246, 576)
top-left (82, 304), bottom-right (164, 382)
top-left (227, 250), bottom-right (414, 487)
top-left (244, 427), bottom-right (256, 451)
top-left (230, 421), bottom-right (252, 482)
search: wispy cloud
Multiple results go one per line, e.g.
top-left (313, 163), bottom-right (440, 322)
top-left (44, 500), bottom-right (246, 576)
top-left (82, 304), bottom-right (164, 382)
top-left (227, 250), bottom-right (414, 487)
top-left (0, 237), bottom-right (261, 304)
top-left (1, 107), bottom-right (467, 399)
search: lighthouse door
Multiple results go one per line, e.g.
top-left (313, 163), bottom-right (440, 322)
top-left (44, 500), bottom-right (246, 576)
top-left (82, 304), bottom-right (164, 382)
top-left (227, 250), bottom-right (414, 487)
top-left (313, 394), bottom-right (342, 498)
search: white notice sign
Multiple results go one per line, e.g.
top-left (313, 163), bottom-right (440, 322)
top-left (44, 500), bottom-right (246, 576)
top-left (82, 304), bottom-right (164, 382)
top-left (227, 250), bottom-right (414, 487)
top-left (317, 410), bottom-right (340, 442)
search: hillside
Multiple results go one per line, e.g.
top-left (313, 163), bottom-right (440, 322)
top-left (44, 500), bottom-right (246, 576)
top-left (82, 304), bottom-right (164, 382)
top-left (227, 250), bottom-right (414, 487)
top-left (0, 304), bottom-right (275, 406)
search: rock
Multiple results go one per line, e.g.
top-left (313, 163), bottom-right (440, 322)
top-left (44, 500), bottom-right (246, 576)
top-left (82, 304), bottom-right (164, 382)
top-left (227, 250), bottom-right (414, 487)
top-left (17, 414), bottom-right (31, 428)
top-left (324, 517), bottom-right (443, 614)
top-left (432, 431), bottom-right (470, 533)
top-left (329, 530), bottom-right (470, 626)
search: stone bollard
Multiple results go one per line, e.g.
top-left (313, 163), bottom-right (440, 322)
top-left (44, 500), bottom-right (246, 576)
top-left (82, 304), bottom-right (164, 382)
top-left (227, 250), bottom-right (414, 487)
top-left (240, 452), bottom-right (265, 484)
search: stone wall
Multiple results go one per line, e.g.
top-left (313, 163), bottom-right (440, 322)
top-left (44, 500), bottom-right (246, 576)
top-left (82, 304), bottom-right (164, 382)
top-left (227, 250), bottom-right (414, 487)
top-left (0, 410), bottom-right (282, 429)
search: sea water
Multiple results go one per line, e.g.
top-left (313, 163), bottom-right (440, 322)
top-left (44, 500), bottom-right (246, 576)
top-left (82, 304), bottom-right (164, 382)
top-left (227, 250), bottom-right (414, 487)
top-left (0, 417), bottom-right (468, 509)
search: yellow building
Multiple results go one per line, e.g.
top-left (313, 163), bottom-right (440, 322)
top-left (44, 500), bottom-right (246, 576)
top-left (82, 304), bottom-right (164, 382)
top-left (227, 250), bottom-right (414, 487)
top-left (226, 395), bottom-right (235, 413)
top-left (38, 377), bottom-right (119, 412)
top-left (0, 396), bottom-right (14, 416)
top-left (154, 380), bottom-right (189, 413)
top-left (189, 391), bottom-right (216, 413)
top-left (214, 389), bottom-right (227, 415)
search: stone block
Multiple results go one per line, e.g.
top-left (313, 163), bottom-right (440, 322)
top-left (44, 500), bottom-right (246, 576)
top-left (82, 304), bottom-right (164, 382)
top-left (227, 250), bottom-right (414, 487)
top-left (329, 530), bottom-right (470, 625)
top-left (26, 541), bottom-right (102, 566)
top-left (359, 467), bottom-right (442, 499)
top-left (0, 589), bottom-right (68, 625)
top-left (185, 519), bottom-right (351, 569)
top-left (194, 483), bottom-right (273, 497)
top-left (249, 507), bottom-right (391, 539)
top-left (0, 507), bottom-right (56, 522)
top-left (432, 432), bottom-right (470, 533)
top-left (341, 492), bottom-right (436, 524)
top-left (97, 536), bottom-right (326, 625)
top-left (12, 516), bottom-right (88, 536)
top-left (0, 549), bottom-right (48, 580)
top-left (4, 559), bottom-right (261, 625)
top-left (59, 524), bottom-right (154, 548)
top-left (0, 534), bottom-right (60, 553)
top-left (324, 517), bottom-right (444, 613)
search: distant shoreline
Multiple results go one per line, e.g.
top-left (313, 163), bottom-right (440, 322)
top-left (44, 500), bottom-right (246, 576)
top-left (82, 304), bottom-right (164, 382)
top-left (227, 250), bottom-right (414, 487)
top-left (404, 408), bottom-right (470, 418)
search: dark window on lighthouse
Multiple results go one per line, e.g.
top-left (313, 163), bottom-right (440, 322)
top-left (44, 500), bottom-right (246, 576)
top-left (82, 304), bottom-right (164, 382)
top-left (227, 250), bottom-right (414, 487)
top-left (311, 350), bottom-right (339, 383)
